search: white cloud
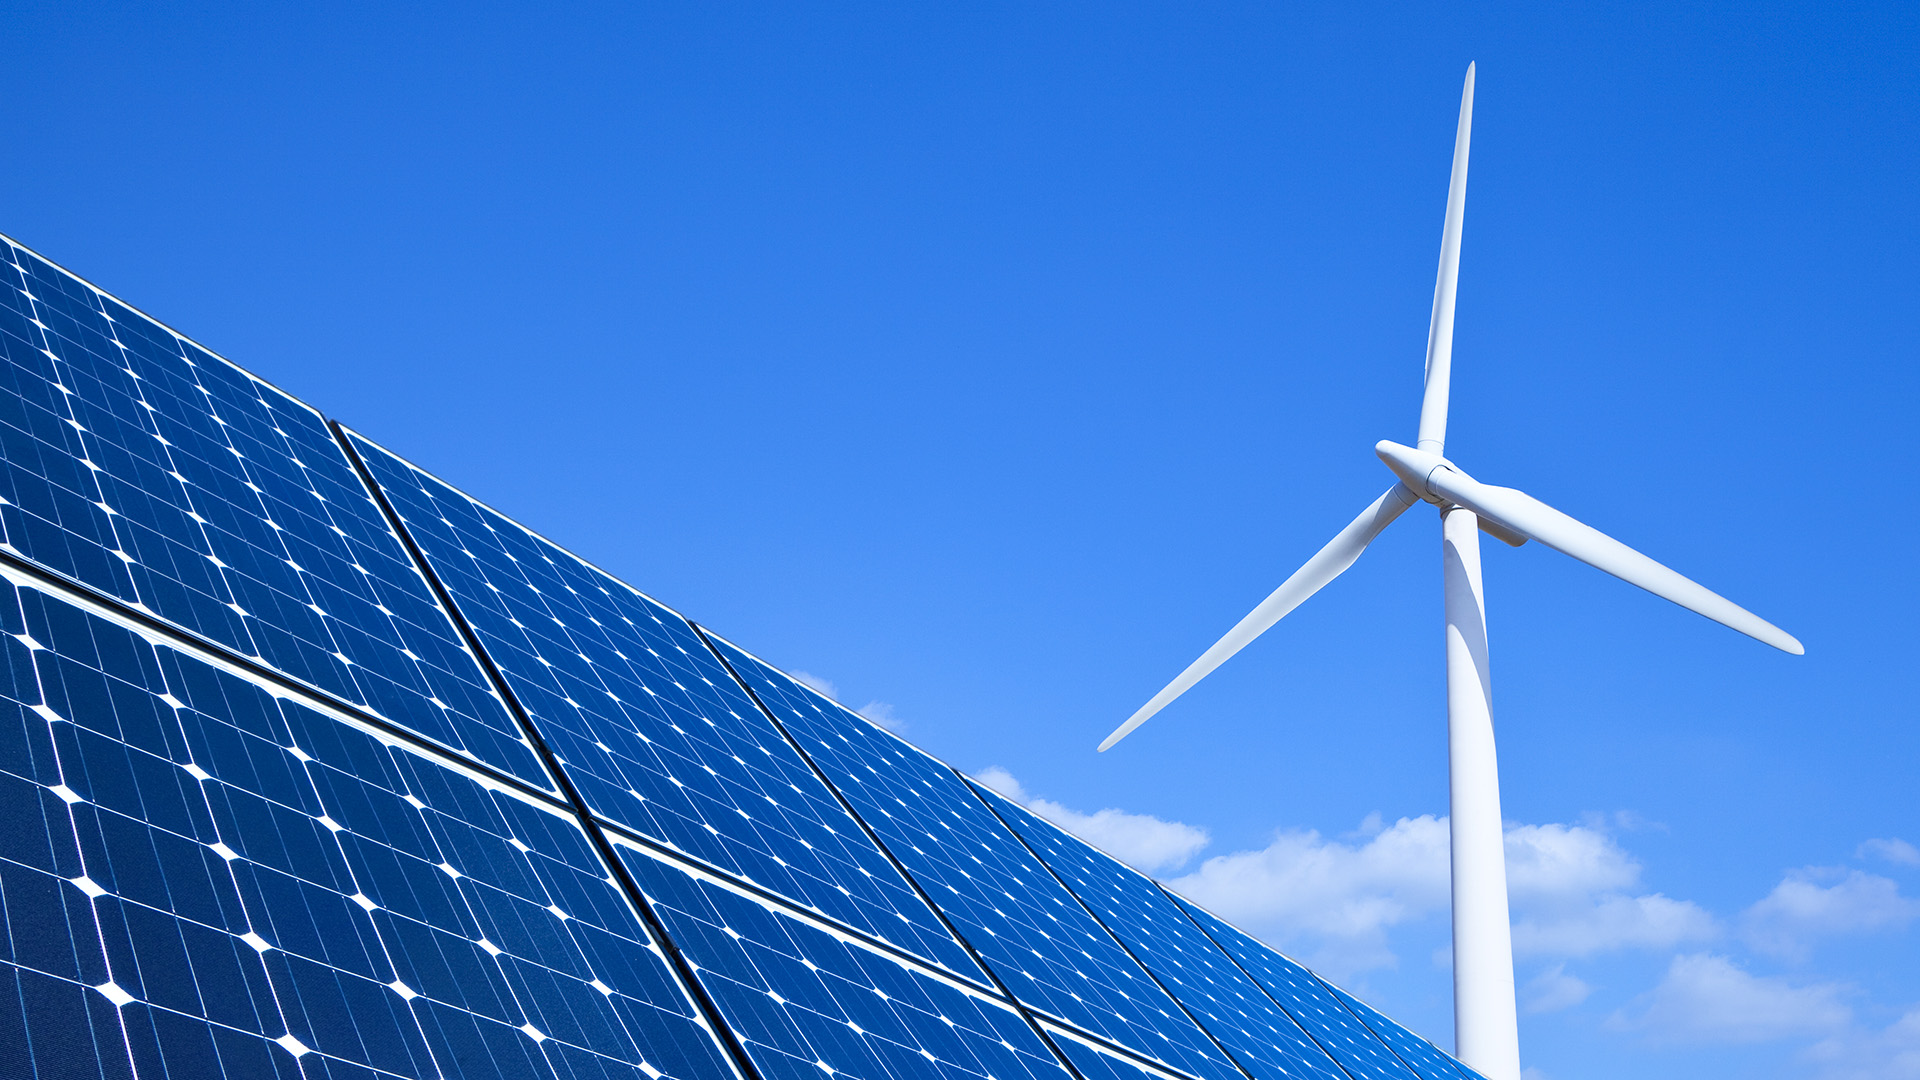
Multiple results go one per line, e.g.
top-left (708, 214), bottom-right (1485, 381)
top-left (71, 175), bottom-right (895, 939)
top-left (972, 766), bottom-right (1020, 797)
top-left (1859, 839), bottom-right (1920, 868)
top-left (973, 768), bottom-right (1211, 875)
top-left (1741, 869), bottom-right (1920, 960)
top-left (1167, 814), bottom-right (1711, 975)
top-left (1513, 892), bottom-right (1717, 958)
top-left (856, 701), bottom-right (906, 733)
top-left (1804, 1007), bottom-right (1920, 1080)
top-left (1503, 823), bottom-right (1716, 958)
top-left (1504, 823), bottom-right (1641, 900)
top-left (1502, 822), bottom-right (1715, 958)
top-left (1523, 964), bottom-right (1591, 1014)
top-left (789, 671), bottom-right (836, 698)
top-left (1166, 815), bottom-right (1451, 975)
top-left (786, 672), bottom-right (907, 732)
top-left (1610, 953), bottom-right (1852, 1045)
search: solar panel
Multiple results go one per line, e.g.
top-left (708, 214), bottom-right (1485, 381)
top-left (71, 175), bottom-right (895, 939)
top-left (619, 838), bottom-right (1072, 1080)
top-left (0, 567), bottom-right (735, 1079)
top-left (980, 787), bottom-right (1356, 1080)
top-left (344, 432), bottom-right (982, 983)
top-left (710, 636), bottom-right (1248, 1080)
top-left (1170, 898), bottom-right (1430, 1080)
top-left (0, 236), bottom-right (1481, 1080)
top-left (0, 240), bottom-right (546, 789)
top-left (1319, 981), bottom-right (1481, 1080)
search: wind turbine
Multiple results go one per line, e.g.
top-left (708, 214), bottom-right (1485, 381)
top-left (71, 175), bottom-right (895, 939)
top-left (1097, 64), bottom-right (1802, 1080)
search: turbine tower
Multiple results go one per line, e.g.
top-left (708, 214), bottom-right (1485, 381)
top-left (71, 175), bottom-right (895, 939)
top-left (1097, 64), bottom-right (1801, 1080)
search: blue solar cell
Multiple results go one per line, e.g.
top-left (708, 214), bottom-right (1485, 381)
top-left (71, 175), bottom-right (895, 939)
top-left (0, 571), bottom-right (735, 1080)
top-left (1047, 1033), bottom-right (1185, 1080)
top-left (0, 239), bottom-right (545, 788)
top-left (347, 432), bottom-right (981, 982)
top-left (1171, 898), bottom-right (1421, 1080)
top-left (1319, 981), bottom-right (1483, 1080)
top-left (712, 637), bottom-right (1246, 1080)
top-left (621, 841), bottom-right (1072, 1080)
top-left (984, 790), bottom-right (1352, 1080)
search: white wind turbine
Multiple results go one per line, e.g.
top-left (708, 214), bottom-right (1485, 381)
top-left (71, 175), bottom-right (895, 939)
top-left (1097, 64), bottom-right (1801, 1080)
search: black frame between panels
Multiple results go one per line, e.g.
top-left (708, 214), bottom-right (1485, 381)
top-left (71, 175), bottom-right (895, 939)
top-left (330, 422), bottom-right (764, 1080)
top-left (959, 782), bottom-right (1338, 1080)
top-left (0, 232), bottom-right (1483, 1080)
top-left (696, 625), bottom-right (1108, 1080)
top-left (330, 425), bottom-right (1153, 1080)
top-left (0, 522), bottom-right (741, 1074)
top-left (0, 235), bottom-right (753, 1080)
top-left (966, 779), bottom-right (1433, 1080)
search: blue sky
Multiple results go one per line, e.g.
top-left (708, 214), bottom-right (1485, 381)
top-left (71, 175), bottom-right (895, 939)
top-left (4, 3), bottom-right (1916, 1077)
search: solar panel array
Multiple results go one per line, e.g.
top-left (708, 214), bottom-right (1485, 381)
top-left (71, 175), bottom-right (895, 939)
top-left (0, 233), bottom-right (1487, 1080)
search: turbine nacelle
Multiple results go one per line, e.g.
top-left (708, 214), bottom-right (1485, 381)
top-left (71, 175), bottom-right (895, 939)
top-left (1375, 441), bottom-right (1530, 546)
top-left (1375, 439), bottom-right (1465, 505)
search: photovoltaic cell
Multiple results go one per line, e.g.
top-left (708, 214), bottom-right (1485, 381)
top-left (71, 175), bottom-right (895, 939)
top-left (713, 638), bottom-right (1246, 1080)
top-left (1172, 898), bottom-right (1423, 1080)
top-left (1319, 982), bottom-right (1481, 1080)
top-left (620, 841), bottom-right (1068, 1080)
top-left (1046, 1031), bottom-right (1189, 1080)
top-left (347, 432), bottom-right (980, 981)
top-left (0, 240), bottom-right (545, 789)
top-left (0, 570), bottom-right (734, 1080)
top-left (982, 789), bottom-right (1352, 1080)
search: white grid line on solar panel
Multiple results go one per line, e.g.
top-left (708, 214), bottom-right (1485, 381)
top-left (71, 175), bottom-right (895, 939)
top-left (607, 831), bottom-right (1005, 1005)
top-left (345, 429), bottom-right (985, 983)
top-left (0, 561), bottom-right (589, 861)
top-left (595, 807), bottom-right (1004, 1001)
top-left (612, 833), bottom-right (1077, 1080)
top-left (717, 637), bottom-right (1244, 1080)
top-left (0, 556), bottom-right (565, 818)
top-left (1317, 981), bottom-right (1481, 1080)
top-left (0, 237), bottom-right (546, 791)
top-left (0, 561), bottom-right (734, 1076)
top-left (1171, 898), bottom-right (1424, 1080)
top-left (0, 567), bottom-right (738, 1080)
top-left (709, 634), bottom-right (1248, 1080)
top-left (1038, 1020), bottom-right (1223, 1080)
top-left (981, 787), bottom-right (1355, 1080)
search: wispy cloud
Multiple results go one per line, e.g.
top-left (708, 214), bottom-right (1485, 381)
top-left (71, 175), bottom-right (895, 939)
top-left (1504, 822), bottom-right (1717, 958)
top-left (788, 671), bottom-right (837, 698)
top-left (1164, 814), bottom-right (1712, 977)
top-left (1513, 893), bottom-right (1718, 958)
top-left (1803, 1007), bottom-right (1920, 1080)
top-left (973, 768), bottom-right (1211, 874)
top-left (787, 671), bottom-right (907, 732)
top-left (1166, 814), bottom-right (1450, 975)
top-left (1740, 868), bottom-right (1920, 961)
top-left (1609, 953), bottom-right (1852, 1045)
top-left (1505, 822), bottom-right (1641, 898)
top-left (1858, 838), bottom-right (1920, 868)
top-left (856, 701), bottom-right (906, 733)
top-left (926, 772), bottom-right (1913, 1064)
top-left (1523, 963), bottom-right (1592, 1014)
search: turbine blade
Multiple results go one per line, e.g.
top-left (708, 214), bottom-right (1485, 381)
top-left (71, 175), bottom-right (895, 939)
top-left (1098, 484), bottom-right (1419, 752)
top-left (1426, 471), bottom-right (1805, 655)
top-left (1417, 63), bottom-right (1475, 455)
top-left (1478, 514), bottom-right (1528, 547)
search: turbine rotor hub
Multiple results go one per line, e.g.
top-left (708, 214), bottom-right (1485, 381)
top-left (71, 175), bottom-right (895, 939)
top-left (1374, 440), bottom-right (1462, 506)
